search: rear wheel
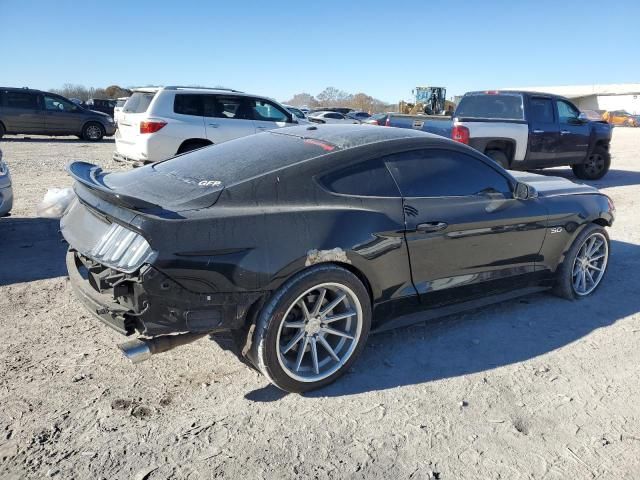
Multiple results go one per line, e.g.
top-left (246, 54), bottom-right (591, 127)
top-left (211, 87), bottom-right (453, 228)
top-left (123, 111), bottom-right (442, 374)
top-left (0, 123), bottom-right (5, 138)
top-left (485, 149), bottom-right (509, 169)
top-left (572, 145), bottom-right (610, 180)
top-left (249, 265), bottom-right (371, 393)
top-left (553, 224), bottom-right (610, 300)
top-left (82, 122), bottom-right (105, 141)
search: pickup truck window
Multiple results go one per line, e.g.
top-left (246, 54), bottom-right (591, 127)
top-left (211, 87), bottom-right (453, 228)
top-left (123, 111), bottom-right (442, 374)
top-left (455, 93), bottom-right (524, 120)
top-left (529, 97), bottom-right (554, 123)
top-left (557, 100), bottom-right (580, 123)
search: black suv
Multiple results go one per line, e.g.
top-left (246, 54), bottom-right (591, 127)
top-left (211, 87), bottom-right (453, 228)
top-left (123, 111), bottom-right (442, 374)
top-left (0, 88), bottom-right (116, 141)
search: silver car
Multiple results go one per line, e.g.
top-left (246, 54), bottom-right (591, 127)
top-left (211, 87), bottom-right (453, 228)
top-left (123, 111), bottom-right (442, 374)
top-left (0, 149), bottom-right (13, 216)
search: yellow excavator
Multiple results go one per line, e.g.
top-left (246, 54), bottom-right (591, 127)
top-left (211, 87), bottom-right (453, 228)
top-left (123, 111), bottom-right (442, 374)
top-left (398, 86), bottom-right (456, 116)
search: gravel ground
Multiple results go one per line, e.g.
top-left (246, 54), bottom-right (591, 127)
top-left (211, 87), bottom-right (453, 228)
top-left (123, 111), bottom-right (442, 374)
top-left (1, 130), bottom-right (639, 479)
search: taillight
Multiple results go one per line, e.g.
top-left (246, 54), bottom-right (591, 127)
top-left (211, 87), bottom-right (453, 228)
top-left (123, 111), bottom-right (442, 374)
top-left (139, 120), bottom-right (167, 134)
top-left (451, 125), bottom-right (470, 144)
top-left (384, 116), bottom-right (390, 127)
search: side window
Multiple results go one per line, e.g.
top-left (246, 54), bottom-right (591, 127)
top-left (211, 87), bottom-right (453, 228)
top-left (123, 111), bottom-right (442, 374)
top-left (326, 112), bottom-right (343, 119)
top-left (5, 91), bottom-right (38, 109)
top-left (385, 149), bottom-right (512, 197)
top-left (321, 159), bottom-right (399, 197)
top-left (529, 97), bottom-right (554, 123)
top-left (174, 94), bottom-right (203, 116)
top-left (557, 100), bottom-right (580, 123)
top-left (203, 95), bottom-right (253, 120)
top-left (252, 99), bottom-right (289, 122)
top-left (43, 95), bottom-right (77, 112)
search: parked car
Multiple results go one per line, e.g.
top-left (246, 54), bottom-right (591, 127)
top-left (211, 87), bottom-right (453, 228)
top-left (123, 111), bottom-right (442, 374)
top-left (346, 111), bottom-right (372, 121)
top-left (284, 105), bottom-right (310, 123)
top-left (0, 149), bottom-right (13, 216)
top-left (309, 107), bottom-right (353, 116)
top-left (61, 124), bottom-right (614, 393)
top-left (0, 87), bottom-right (115, 141)
top-left (113, 97), bottom-right (129, 125)
top-left (602, 110), bottom-right (638, 127)
top-left (452, 91), bottom-right (613, 179)
top-left (85, 98), bottom-right (116, 117)
top-left (308, 111), bottom-right (360, 124)
top-left (366, 112), bottom-right (452, 137)
top-left (580, 109), bottom-right (606, 122)
top-left (114, 86), bottom-right (300, 165)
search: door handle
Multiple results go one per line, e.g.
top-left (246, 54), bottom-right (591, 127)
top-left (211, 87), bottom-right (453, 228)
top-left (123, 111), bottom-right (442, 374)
top-left (417, 221), bottom-right (448, 233)
top-left (208, 123), bottom-right (219, 128)
top-left (560, 130), bottom-right (570, 135)
top-left (532, 129), bottom-right (545, 134)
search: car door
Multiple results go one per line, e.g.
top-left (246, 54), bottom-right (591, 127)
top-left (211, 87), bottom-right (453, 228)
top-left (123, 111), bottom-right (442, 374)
top-left (524, 96), bottom-right (559, 166)
top-left (385, 147), bottom-right (548, 306)
top-left (1, 90), bottom-right (44, 133)
top-left (555, 99), bottom-right (590, 163)
top-left (43, 94), bottom-right (85, 134)
top-left (250, 98), bottom-right (295, 132)
top-left (203, 94), bottom-right (256, 143)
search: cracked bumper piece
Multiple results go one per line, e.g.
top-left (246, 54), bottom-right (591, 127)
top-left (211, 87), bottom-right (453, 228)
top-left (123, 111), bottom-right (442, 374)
top-left (66, 250), bottom-right (263, 336)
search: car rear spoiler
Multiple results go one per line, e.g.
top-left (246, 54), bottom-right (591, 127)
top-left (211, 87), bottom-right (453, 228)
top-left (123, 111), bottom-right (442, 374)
top-left (67, 161), bottom-right (163, 212)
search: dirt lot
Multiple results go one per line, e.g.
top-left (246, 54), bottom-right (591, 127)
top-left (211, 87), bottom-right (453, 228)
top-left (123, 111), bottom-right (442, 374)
top-left (1, 130), bottom-right (639, 479)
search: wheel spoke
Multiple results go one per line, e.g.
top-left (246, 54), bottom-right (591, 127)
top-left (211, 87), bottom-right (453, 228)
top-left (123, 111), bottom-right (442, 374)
top-left (317, 335), bottom-right (341, 362)
top-left (590, 253), bottom-right (606, 261)
top-left (282, 330), bottom-right (305, 354)
top-left (321, 326), bottom-right (354, 340)
top-left (294, 336), bottom-right (309, 372)
top-left (311, 288), bottom-right (327, 316)
top-left (585, 237), bottom-right (597, 257)
top-left (310, 337), bottom-right (319, 375)
top-left (580, 270), bottom-right (587, 292)
top-left (324, 310), bottom-right (356, 323)
top-left (283, 321), bottom-right (305, 329)
top-left (588, 264), bottom-right (603, 272)
top-left (585, 269), bottom-right (594, 285)
top-left (320, 293), bottom-right (346, 317)
top-left (298, 299), bottom-right (311, 320)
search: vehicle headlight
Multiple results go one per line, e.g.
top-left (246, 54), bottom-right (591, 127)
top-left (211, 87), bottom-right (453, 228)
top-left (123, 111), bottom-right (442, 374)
top-left (89, 223), bottom-right (154, 272)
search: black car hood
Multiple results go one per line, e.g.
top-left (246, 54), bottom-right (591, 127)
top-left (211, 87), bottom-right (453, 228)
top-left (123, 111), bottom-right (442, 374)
top-left (68, 161), bottom-right (224, 214)
top-left (509, 171), bottom-right (599, 197)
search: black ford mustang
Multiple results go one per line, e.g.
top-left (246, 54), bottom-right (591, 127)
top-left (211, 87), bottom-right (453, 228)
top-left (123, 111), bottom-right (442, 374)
top-left (61, 125), bottom-right (614, 392)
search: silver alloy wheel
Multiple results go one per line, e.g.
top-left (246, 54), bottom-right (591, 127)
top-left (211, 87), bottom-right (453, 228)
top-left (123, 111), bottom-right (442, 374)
top-left (572, 232), bottom-right (608, 296)
top-left (86, 125), bottom-right (102, 140)
top-left (276, 282), bottom-right (363, 382)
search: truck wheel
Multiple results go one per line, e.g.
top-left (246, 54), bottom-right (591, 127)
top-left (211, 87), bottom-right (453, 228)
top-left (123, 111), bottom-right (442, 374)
top-left (249, 265), bottom-right (371, 393)
top-left (553, 223), bottom-right (610, 300)
top-left (572, 146), bottom-right (610, 180)
top-left (485, 150), bottom-right (509, 169)
top-left (0, 123), bottom-right (5, 138)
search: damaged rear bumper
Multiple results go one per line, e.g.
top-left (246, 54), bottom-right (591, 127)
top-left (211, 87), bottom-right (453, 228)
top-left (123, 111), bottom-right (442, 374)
top-left (66, 250), bottom-right (263, 337)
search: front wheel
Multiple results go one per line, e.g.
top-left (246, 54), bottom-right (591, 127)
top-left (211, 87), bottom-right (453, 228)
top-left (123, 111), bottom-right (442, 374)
top-left (82, 122), bottom-right (105, 142)
top-left (249, 265), bottom-right (371, 393)
top-left (553, 224), bottom-right (610, 300)
top-left (572, 146), bottom-right (610, 180)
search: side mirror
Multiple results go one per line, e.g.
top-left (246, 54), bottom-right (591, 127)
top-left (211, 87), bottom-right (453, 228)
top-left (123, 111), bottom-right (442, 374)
top-left (513, 182), bottom-right (537, 200)
top-left (289, 115), bottom-right (298, 124)
top-left (578, 112), bottom-right (588, 122)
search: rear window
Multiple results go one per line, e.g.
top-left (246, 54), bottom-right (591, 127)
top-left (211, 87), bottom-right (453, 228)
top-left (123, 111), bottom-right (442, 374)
top-left (455, 93), bottom-right (524, 120)
top-left (123, 92), bottom-right (155, 113)
top-left (153, 131), bottom-right (338, 185)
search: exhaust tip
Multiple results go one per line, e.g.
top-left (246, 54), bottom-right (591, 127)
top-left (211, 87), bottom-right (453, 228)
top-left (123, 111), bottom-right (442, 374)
top-left (118, 339), bottom-right (152, 364)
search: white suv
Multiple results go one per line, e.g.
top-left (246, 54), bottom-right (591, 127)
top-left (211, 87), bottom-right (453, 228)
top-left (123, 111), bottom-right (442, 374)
top-left (114, 86), bottom-right (299, 165)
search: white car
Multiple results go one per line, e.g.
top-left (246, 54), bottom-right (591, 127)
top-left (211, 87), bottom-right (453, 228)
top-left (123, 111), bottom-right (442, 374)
top-left (113, 96), bottom-right (129, 125)
top-left (284, 105), bottom-right (310, 123)
top-left (308, 111), bottom-right (361, 124)
top-left (114, 86), bottom-right (300, 165)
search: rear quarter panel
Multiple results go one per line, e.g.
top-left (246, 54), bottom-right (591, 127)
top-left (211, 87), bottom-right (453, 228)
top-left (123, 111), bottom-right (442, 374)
top-left (454, 120), bottom-right (529, 161)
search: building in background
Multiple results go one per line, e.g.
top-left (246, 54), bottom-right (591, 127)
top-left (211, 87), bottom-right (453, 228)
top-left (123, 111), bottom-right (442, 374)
top-left (505, 84), bottom-right (640, 114)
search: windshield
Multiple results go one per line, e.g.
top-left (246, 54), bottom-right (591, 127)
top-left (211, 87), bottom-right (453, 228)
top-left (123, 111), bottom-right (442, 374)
top-left (455, 93), bottom-right (524, 120)
top-left (123, 92), bottom-right (155, 113)
top-left (287, 107), bottom-right (305, 119)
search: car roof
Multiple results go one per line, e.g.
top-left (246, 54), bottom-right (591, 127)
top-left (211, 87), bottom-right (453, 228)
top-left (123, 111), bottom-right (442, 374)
top-left (272, 124), bottom-right (442, 150)
top-left (464, 90), bottom-right (571, 100)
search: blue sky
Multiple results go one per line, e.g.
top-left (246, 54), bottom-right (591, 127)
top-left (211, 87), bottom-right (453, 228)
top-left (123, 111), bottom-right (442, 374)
top-left (1, 0), bottom-right (638, 103)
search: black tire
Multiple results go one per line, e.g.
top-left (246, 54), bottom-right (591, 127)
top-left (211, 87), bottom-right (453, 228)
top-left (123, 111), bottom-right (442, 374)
top-left (572, 145), bottom-right (610, 180)
top-left (485, 149), bottom-right (509, 169)
top-left (0, 122), bottom-right (5, 138)
top-left (248, 264), bottom-right (371, 393)
top-left (176, 140), bottom-right (211, 155)
top-left (82, 122), bottom-right (105, 142)
top-left (553, 223), bottom-right (610, 300)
